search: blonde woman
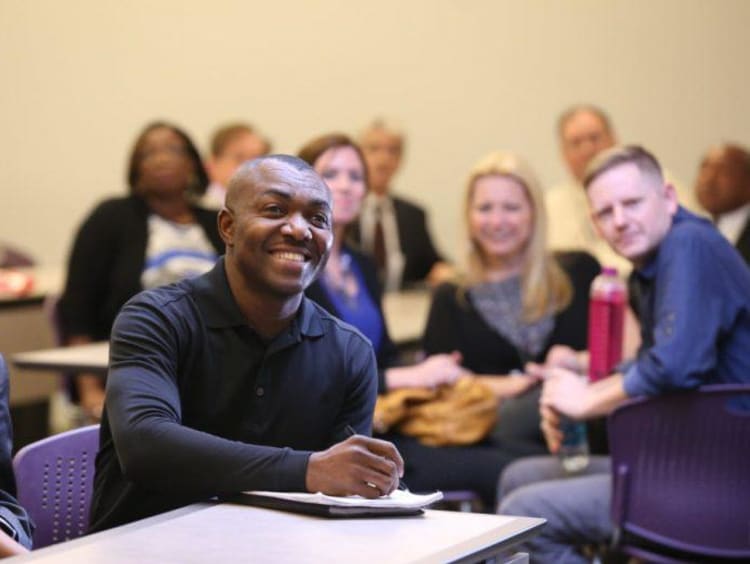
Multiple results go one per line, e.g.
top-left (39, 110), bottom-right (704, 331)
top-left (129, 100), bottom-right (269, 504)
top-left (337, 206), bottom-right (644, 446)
top-left (423, 151), bottom-right (600, 450)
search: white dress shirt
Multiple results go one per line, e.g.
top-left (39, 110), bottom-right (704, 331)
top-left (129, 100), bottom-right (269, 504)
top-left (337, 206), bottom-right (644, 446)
top-left (716, 202), bottom-right (750, 246)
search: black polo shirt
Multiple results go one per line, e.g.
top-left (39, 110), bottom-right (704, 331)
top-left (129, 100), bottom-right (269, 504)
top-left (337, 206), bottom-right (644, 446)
top-left (90, 259), bottom-right (377, 532)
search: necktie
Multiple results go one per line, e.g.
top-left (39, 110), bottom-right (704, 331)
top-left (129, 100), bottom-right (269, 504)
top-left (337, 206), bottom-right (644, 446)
top-left (373, 207), bottom-right (386, 274)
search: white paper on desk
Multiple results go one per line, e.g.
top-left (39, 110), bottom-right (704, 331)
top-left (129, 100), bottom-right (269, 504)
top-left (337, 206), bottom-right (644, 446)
top-left (243, 489), bottom-right (443, 509)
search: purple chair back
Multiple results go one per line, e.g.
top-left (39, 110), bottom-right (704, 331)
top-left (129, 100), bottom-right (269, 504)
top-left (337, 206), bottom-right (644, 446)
top-left (609, 384), bottom-right (750, 562)
top-left (13, 424), bottom-right (99, 548)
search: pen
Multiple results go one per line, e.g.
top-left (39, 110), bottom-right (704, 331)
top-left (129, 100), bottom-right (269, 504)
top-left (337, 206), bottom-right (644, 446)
top-left (344, 424), bottom-right (409, 492)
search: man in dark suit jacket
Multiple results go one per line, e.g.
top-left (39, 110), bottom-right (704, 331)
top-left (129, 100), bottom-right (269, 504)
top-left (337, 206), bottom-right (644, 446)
top-left (695, 143), bottom-right (750, 265)
top-left (353, 119), bottom-right (452, 291)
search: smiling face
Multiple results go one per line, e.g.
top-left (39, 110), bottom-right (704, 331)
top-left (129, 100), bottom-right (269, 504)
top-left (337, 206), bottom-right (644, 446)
top-left (220, 158), bottom-right (333, 298)
top-left (134, 127), bottom-right (194, 197)
top-left (587, 162), bottom-right (678, 266)
top-left (468, 174), bottom-right (534, 268)
top-left (313, 146), bottom-right (366, 228)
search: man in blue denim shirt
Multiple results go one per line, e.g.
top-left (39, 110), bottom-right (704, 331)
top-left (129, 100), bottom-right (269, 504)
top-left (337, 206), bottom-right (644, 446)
top-left (497, 146), bottom-right (750, 563)
top-left (90, 156), bottom-right (403, 532)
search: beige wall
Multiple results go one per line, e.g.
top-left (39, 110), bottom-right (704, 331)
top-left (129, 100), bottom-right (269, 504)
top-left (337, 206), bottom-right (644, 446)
top-left (1, 0), bottom-right (748, 268)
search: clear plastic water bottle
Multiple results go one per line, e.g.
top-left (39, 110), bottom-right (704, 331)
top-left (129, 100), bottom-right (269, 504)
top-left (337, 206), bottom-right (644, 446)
top-left (559, 267), bottom-right (627, 473)
top-left (558, 371), bottom-right (590, 473)
top-left (559, 413), bottom-right (590, 473)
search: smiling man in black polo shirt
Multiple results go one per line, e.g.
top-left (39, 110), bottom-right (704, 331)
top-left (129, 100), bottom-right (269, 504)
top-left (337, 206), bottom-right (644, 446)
top-left (89, 155), bottom-right (403, 532)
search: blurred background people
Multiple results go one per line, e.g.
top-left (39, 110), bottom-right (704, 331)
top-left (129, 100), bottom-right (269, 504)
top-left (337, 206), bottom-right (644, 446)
top-left (299, 134), bottom-right (525, 506)
top-left (352, 118), bottom-right (453, 291)
top-left (423, 151), bottom-right (602, 461)
top-left (58, 121), bottom-right (223, 420)
top-left (546, 104), bottom-right (701, 273)
top-left (301, 135), bottom-right (599, 509)
top-left (300, 133), bottom-right (463, 392)
top-left (201, 122), bottom-right (271, 209)
top-left (694, 143), bottom-right (750, 264)
top-left (545, 105), bottom-right (626, 272)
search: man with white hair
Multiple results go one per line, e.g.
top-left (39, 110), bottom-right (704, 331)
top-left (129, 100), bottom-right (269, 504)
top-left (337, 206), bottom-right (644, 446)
top-left (353, 118), bottom-right (452, 291)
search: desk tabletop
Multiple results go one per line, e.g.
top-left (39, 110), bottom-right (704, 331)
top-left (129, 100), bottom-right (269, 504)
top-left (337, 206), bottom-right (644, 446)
top-left (12, 341), bottom-right (109, 374)
top-left (17, 502), bottom-right (544, 563)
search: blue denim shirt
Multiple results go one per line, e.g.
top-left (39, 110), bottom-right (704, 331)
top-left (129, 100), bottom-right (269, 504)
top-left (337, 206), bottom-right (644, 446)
top-left (623, 208), bottom-right (750, 396)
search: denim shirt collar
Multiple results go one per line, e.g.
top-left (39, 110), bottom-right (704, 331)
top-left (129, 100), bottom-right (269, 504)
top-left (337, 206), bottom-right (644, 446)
top-left (633, 206), bottom-right (693, 282)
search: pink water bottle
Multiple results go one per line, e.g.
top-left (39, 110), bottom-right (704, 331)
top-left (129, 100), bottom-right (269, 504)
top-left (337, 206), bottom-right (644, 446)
top-left (587, 267), bottom-right (627, 382)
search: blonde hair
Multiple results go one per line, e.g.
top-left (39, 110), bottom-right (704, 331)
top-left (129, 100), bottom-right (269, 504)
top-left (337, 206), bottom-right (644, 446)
top-left (462, 151), bottom-right (572, 322)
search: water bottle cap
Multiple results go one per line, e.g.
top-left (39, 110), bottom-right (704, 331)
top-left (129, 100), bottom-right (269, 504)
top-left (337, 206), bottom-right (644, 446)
top-left (601, 266), bottom-right (618, 276)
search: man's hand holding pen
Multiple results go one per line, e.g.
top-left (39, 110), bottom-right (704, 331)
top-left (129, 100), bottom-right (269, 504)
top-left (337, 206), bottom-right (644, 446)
top-left (305, 432), bottom-right (404, 498)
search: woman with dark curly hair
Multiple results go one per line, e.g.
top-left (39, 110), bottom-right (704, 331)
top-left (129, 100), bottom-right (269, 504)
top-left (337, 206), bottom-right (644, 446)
top-left (58, 121), bottom-right (223, 419)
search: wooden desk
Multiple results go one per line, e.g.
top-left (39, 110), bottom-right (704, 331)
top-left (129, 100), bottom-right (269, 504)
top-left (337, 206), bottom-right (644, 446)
top-left (16, 502), bottom-right (544, 563)
top-left (11, 289), bottom-right (433, 374)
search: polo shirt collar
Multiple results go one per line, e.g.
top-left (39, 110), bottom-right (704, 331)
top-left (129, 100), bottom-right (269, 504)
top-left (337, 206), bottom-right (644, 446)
top-left (296, 297), bottom-right (325, 338)
top-left (191, 258), bottom-right (324, 338)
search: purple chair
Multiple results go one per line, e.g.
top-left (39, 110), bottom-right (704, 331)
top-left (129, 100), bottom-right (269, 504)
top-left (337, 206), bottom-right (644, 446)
top-left (609, 384), bottom-right (750, 562)
top-left (13, 424), bottom-right (99, 548)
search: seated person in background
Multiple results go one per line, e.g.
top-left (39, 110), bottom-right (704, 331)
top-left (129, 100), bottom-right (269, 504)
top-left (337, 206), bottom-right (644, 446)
top-left (0, 244), bottom-right (34, 269)
top-left (299, 134), bottom-right (463, 392)
top-left (546, 104), bottom-right (701, 273)
top-left (90, 155), bottom-right (403, 532)
top-left (58, 122), bottom-right (224, 421)
top-left (201, 122), bottom-right (271, 210)
top-left (0, 355), bottom-right (33, 556)
top-left (299, 136), bottom-right (549, 509)
top-left (422, 152), bottom-right (601, 491)
top-left (497, 146), bottom-right (750, 563)
top-left (351, 118), bottom-right (453, 291)
top-left (694, 143), bottom-right (750, 264)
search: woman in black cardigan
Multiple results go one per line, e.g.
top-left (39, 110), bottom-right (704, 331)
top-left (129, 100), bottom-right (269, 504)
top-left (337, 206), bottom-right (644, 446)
top-left (419, 152), bottom-right (600, 498)
top-left (58, 122), bottom-right (223, 419)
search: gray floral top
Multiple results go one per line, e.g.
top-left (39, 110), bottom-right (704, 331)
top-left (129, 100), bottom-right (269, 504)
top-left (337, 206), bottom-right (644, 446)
top-left (468, 276), bottom-right (555, 364)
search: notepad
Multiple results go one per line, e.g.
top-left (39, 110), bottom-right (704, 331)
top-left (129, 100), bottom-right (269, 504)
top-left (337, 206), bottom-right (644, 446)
top-left (233, 489), bottom-right (444, 518)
